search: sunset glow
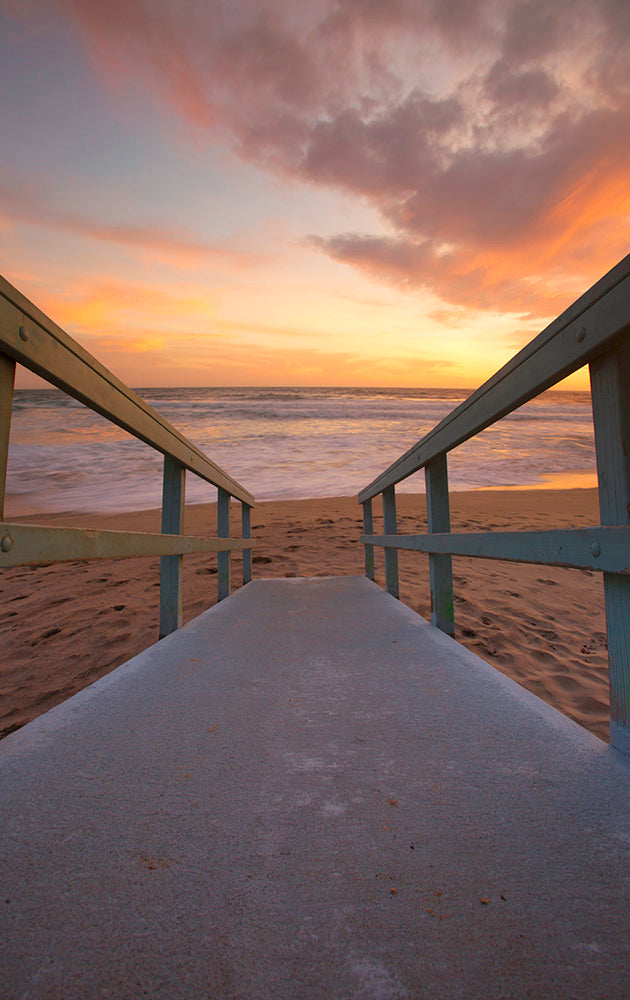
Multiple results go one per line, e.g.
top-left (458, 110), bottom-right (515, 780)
top-left (2, 0), bottom-right (628, 389)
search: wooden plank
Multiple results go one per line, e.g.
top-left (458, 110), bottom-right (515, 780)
top-left (0, 352), bottom-right (15, 520)
top-left (382, 486), bottom-right (399, 599)
top-left (242, 503), bottom-right (252, 585)
top-left (359, 254), bottom-right (630, 502)
top-left (360, 526), bottom-right (630, 573)
top-left (425, 454), bottom-right (454, 637)
top-left (0, 277), bottom-right (254, 506)
top-left (362, 499), bottom-right (375, 581)
top-left (590, 341), bottom-right (630, 755)
top-left (217, 487), bottom-right (231, 601)
top-left (160, 456), bottom-right (186, 638)
top-left (0, 522), bottom-right (254, 568)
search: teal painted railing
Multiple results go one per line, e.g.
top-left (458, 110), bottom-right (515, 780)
top-left (0, 275), bottom-right (255, 639)
top-left (359, 255), bottom-right (630, 755)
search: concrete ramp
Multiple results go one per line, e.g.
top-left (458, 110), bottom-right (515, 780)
top-left (2, 576), bottom-right (630, 999)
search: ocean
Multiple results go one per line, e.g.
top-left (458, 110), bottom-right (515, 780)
top-left (5, 386), bottom-right (596, 515)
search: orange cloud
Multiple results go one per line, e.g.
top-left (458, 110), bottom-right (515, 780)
top-left (115, 337), bottom-right (458, 389)
top-left (37, 278), bottom-right (219, 335)
top-left (96, 333), bottom-right (167, 353)
top-left (52, 0), bottom-right (630, 320)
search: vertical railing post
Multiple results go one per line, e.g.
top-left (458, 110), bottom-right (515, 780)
top-left (425, 453), bottom-right (455, 637)
top-left (159, 455), bottom-right (185, 638)
top-left (0, 353), bottom-right (16, 521)
top-left (590, 340), bottom-right (630, 755)
top-left (362, 498), bottom-right (375, 581)
top-left (218, 487), bottom-right (231, 601)
top-left (242, 502), bottom-right (252, 585)
top-left (382, 485), bottom-right (399, 598)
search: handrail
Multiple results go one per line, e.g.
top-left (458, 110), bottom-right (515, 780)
top-left (366, 526), bottom-right (630, 573)
top-left (0, 522), bottom-right (253, 565)
top-left (359, 253), bottom-right (630, 503)
top-left (0, 275), bottom-right (254, 506)
top-left (0, 275), bottom-right (255, 640)
top-left (358, 254), bottom-right (630, 756)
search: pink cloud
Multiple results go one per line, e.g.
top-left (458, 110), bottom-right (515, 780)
top-left (0, 172), bottom-right (262, 268)
top-left (308, 233), bottom-right (566, 316)
top-left (51, 0), bottom-right (630, 314)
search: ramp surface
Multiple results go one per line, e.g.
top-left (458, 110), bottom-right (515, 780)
top-left (2, 576), bottom-right (630, 999)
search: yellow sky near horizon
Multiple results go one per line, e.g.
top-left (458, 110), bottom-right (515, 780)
top-left (2, 1), bottom-right (625, 393)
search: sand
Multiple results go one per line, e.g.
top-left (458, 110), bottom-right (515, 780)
top-left (0, 488), bottom-right (609, 742)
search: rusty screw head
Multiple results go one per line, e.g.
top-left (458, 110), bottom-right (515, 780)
top-left (18, 326), bottom-right (29, 342)
top-left (1, 535), bottom-right (13, 553)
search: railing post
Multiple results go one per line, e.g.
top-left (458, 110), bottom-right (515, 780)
top-left (590, 340), bottom-right (630, 755)
top-left (425, 453), bottom-right (455, 637)
top-left (0, 353), bottom-right (16, 520)
top-left (242, 502), bottom-right (252, 585)
top-left (362, 498), bottom-right (375, 581)
top-left (159, 455), bottom-right (186, 638)
top-left (218, 487), bottom-right (231, 601)
top-left (382, 485), bottom-right (399, 598)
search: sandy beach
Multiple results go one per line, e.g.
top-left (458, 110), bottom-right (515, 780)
top-left (0, 487), bottom-right (608, 742)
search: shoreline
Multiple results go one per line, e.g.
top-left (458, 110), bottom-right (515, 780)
top-left (1, 488), bottom-right (608, 743)
top-left (3, 471), bottom-right (599, 520)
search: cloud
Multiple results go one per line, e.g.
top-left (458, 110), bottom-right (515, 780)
top-left (484, 63), bottom-right (559, 110)
top-left (50, 0), bottom-right (630, 315)
top-left (16, 269), bottom-right (458, 387)
top-left (82, 320), bottom-right (459, 389)
top-left (309, 233), bottom-right (567, 315)
top-left (39, 277), bottom-right (220, 334)
top-left (0, 171), bottom-right (261, 268)
top-left (165, 337), bottom-right (457, 386)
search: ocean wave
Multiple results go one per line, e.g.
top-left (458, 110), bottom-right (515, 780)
top-left (7, 386), bottom-right (596, 513)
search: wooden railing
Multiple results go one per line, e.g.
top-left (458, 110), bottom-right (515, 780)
top-left (0, 275), bottom-right (255, 638)
top-left (358, 254), bottom-right (630, 755)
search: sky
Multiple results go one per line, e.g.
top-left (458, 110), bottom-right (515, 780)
top-left (1, 0), bottom-right (629, 389)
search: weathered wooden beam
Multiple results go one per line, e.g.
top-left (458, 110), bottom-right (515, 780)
top-left (217, 487), bottom-right (231, 601)
top-left (362, 498), bottom-right (375, 581)
top-left (382, 486), bottom-right (399, 599)
top-left (0, 352), bottom-right (15, 520)
top-left (590, 340), bottom-right (630, 755)
top-left (360, 526), bottom-right (630, 573)
top-left (359, 254), bottom-right (630, 502)
top-left (425, 453), bottom-right (454, 637)
top-left (0, 277), bottom-right (254, 506)
top-left (160, 456), bottom-right (186, 638)
top-left (242, 503), bottom-right (252, 585)
top-left (0, 522), bottom-right (254, 568)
